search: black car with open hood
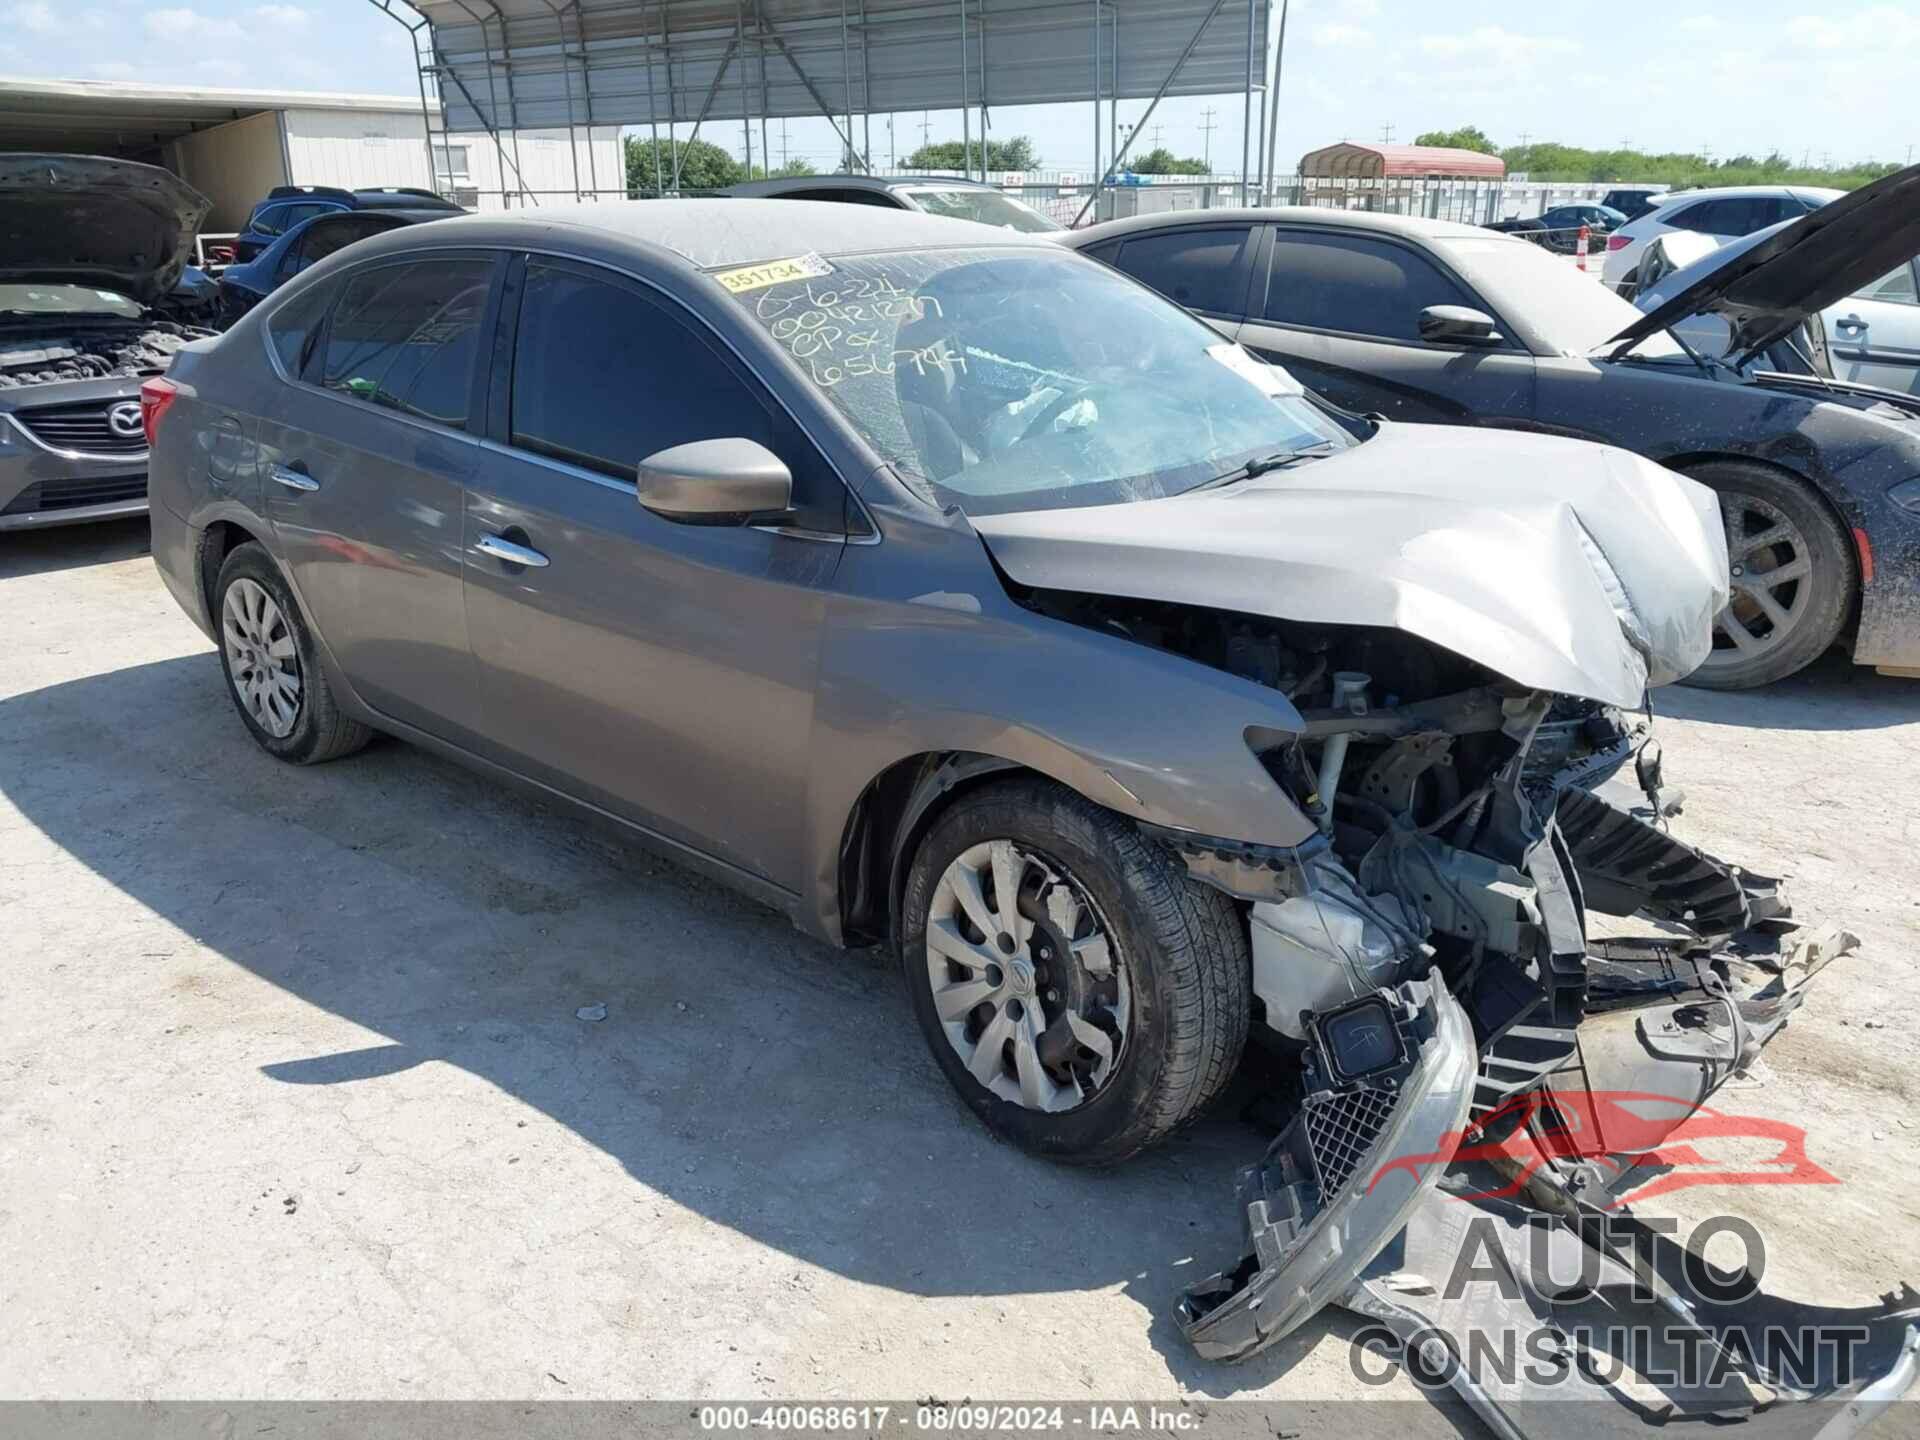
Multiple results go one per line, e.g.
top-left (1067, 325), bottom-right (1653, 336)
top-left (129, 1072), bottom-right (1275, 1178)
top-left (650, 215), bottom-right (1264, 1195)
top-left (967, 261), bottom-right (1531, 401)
top-left (1067, 173), bottom-right (1920, 689)
top-left (0, 153), bottom-right (218, 531)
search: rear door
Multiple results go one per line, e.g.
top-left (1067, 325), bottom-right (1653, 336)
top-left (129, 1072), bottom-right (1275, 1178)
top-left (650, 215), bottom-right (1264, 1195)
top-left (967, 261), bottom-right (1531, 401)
top-left (1824, 259), bottom-right (1920, 394)
top-left (459, 256), bottom-right (853, 890)
top-left (1237, 226), bottom-right (1537, 424)
top-left (259, 251), bottom-right (499, 742)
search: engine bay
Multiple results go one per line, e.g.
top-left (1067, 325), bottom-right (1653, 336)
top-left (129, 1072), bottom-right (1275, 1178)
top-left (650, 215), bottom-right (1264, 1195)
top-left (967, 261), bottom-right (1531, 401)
top-left (0, 322), bottom-right (209, 390)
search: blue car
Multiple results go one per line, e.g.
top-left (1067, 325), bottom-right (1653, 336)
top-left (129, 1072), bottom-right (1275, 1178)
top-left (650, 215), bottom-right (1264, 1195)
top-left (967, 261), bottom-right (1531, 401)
top-left (230, 184), bottom-right (462, 265)
top-left (217, 209), bottom-right (447, 322)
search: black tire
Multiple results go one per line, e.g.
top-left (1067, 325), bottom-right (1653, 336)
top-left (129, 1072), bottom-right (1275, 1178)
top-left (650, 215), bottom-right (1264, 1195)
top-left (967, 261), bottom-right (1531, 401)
top-left (900, 776), bottom-right (1250, 1166)
top-left (213, 542), bottom-right (372, 764)
top-left (1682, 461), bottom-right (1855, 691)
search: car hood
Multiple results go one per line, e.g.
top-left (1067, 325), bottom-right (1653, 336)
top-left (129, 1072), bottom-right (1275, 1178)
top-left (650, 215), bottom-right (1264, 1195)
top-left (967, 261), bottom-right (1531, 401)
top-left (971, 424), bottom-right (1729, 709)
top-left (0, 154), bottom-right (211, 304)
top-left (1611, 162), bottom-right (1920, 360)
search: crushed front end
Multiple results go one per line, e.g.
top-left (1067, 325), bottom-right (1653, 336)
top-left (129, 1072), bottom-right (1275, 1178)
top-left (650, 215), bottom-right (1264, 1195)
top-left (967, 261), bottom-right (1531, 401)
top-left (1073, 610), bottom-right (1915, 1433)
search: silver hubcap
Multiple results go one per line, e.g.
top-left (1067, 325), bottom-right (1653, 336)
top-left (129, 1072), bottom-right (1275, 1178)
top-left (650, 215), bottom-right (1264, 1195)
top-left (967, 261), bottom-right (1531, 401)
top-left (222, 577), bottom-right (302, 738)
top-left (925, 840), bottom-right (1130, 1114)
top-left (1705, 493), bottom-right (1815, 667)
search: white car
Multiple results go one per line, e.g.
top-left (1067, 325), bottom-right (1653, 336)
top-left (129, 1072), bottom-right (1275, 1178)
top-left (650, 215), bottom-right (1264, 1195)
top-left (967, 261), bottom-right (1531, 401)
top-left (1600, 184), bottom-right (1843, 294)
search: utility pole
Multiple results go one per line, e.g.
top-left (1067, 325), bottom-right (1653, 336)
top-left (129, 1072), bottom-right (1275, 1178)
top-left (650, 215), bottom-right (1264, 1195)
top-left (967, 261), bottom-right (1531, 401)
top-left (1518, 130), bottom-right (1531, 149)
top-left (779, 119), bottom-right (789, 167)
top-left (889, 114), bottom-right (896, 168)
top-left (1379, 122), bottom-right (1395, 144)
top-left (1149, 123), bottom-right (1164, 149)
top-left (1199, 106), bottom-right (1217, 172)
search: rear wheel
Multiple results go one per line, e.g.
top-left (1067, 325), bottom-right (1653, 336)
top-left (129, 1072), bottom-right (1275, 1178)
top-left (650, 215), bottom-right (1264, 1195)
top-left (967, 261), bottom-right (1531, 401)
top-left (900, 776), bottom-right (1249, 1165)
top-left (1683, 462), bottom-right (1855, 690)
top-left (214, 543), bottom-right (372, 763)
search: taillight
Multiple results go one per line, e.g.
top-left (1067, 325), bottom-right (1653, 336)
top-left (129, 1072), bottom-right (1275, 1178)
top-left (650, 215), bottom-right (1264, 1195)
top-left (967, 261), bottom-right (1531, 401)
top-left (1606, 234), bottom-right (1632, 251)
top-left (139, 375), bottom-right (179, 448)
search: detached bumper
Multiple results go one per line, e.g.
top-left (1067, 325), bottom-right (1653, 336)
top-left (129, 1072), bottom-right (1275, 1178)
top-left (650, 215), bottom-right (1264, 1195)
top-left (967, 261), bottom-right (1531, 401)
top-left (1176, 973), bottom-right (1477, 1362)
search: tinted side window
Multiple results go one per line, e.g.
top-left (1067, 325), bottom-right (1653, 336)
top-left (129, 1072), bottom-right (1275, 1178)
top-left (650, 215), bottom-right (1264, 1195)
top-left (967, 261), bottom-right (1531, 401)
top-left (510, 263), bottom-right (774, 479)
top-left (1664, 201), bottom-right (1715, 233)
top-left (508, 264), bottom-right (848, 530)
top-left (1113, 228), bottom-right (1250, 314)
top-left (1264, 231), bottom-right (1478, 342)
top-left (319, 258), bottom-right (491, 429)
top-left (1751, 197), bottom-right (1804, 228)
top-left (1859, 263), bottom-right (1919, 305)
top-left (264, 277), bottom-right (337, 378)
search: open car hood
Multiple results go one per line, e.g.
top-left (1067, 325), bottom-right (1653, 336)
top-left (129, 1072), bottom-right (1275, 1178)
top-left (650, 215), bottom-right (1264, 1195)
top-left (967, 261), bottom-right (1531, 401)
top-left (0, 154), bottom-right (211, 305)
top-left (1610, 161), bottom-right (1920, 360)
top-left (971, 424), bottom-right (1728, 709)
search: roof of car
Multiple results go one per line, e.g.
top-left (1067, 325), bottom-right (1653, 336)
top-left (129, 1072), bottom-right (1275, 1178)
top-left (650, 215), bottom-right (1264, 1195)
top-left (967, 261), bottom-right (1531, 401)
top-left (1068, 206), bottom-right (1504, 247)
top-left (1652, 184), bottom-right (1846, 206)
top-left (726, 174), bottom-right (999, 197)
top-left (369, 197), bottom-right (1048, 269)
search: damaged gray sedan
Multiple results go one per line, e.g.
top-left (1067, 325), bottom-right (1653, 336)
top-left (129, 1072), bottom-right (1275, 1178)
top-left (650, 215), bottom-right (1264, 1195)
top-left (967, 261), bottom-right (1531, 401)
top-left (146, 202), bottom-right (1914, 1433)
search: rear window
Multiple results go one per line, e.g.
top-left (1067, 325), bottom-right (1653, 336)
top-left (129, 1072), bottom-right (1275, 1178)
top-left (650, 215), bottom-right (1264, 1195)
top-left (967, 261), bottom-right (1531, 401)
top-left (317, 258), bottom-right (491, 429)
top-left (263, 278), bottom-right (336, 377)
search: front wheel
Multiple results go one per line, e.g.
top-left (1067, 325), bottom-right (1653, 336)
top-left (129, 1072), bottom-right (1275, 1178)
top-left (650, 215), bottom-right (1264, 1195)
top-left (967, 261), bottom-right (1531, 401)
top-left (1683, 462), bottom-right (1856, 690)
top-left (900, 777), bottom-right (1249, 1165)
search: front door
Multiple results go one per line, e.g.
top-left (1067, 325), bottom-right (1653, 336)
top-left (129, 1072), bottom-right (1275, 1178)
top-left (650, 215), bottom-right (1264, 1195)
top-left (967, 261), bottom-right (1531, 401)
top-left (1238, 227), bottom-right (1537, 425)
top-left (260, 252), bottom-right (499, 742)
top-left (460, 257), bottom-right (850, 891)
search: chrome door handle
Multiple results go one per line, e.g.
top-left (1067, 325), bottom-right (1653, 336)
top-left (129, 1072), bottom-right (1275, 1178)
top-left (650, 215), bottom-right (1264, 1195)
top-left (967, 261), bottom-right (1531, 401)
top-left (475, 533), bottom-right (549, 568)
top-left (1835, 314), bottom-right (1868, 334)
top-left (269, 464), bottom-right (319, 492)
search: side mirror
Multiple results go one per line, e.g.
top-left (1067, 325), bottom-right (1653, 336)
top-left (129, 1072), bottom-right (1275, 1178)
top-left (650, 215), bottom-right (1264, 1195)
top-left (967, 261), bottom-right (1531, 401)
top-left (636, 437), bottom-right (792, 523)
top-left (1418, 304), bottom-right (1503, 347)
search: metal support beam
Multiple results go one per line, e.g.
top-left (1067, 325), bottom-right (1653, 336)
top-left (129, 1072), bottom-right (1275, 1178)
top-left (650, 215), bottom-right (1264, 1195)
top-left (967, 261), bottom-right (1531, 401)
top-left (1262, 0), bottom-right (1286, 200)
top-left (1072, 0), bottom-right (1230, 225)
top-left (673, 35), bottom-right (740, 188)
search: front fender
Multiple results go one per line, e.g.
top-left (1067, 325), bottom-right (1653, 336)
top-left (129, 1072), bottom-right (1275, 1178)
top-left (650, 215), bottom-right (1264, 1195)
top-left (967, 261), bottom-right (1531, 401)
top-left (801, 524), bottom-right (1314, 943)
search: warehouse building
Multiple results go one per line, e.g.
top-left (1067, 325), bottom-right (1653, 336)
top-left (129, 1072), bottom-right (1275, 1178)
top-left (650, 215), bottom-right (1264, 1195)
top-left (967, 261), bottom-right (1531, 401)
top-left (0, 76), bottom-right (623, 229)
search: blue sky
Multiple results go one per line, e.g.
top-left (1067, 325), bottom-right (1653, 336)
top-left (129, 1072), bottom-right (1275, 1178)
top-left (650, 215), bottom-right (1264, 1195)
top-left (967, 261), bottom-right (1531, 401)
top-left (3, 0), bottom-right (1915, 175)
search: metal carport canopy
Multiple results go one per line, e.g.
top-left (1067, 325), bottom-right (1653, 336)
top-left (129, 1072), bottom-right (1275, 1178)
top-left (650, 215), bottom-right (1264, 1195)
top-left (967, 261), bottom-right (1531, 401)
top-left (1299, 142), bottom-right (1508, 180)
top-left (0, 77), bottom-right (418, 158)
top-left (405, 0), bottom-right (1268, 134)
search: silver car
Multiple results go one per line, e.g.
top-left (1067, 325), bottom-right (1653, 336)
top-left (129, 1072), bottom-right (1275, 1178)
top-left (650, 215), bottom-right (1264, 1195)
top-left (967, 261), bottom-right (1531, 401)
top-left (146, 201), bottom-right (1907, 1411)
top-left (0, 154), bottom-right (216, 530)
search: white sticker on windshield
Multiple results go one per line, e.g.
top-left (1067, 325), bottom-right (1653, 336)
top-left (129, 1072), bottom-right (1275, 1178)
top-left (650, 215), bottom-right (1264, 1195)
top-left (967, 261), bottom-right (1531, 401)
top-left (710, 252), bottom-right (835, 295)
top-left (1207, 342), bottom-right (1303, 398)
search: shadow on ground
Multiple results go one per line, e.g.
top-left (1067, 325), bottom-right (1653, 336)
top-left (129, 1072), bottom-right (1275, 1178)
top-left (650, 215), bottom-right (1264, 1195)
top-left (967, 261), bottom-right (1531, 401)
top-left (1657, 649), bottom-right (1920, 733)
top-left (0, 637), bottom-right (1363, 1398)
top-left (0, 516), bottom-right (150, 580)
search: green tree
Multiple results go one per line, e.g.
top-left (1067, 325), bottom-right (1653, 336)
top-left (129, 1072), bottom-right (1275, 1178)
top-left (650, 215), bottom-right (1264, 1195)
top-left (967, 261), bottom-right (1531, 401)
top-left (625, 137), bottom-right (743, 196)
top-left (1413, 125), bottom-right (1498, 154)
top-left (748, 159), bottom-right (817, 180)
top-left (1496, 137), bottom-right (1894, 190)
top-left (1129, 146), bottom-right (1208, 175)
top-left (905, 135), bottom-right (1039, 171)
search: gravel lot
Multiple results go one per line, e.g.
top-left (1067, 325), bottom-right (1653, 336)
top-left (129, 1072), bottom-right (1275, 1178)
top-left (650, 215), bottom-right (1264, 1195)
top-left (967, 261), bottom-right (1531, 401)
top-left (3, 517), bottom-right (1918, 1420)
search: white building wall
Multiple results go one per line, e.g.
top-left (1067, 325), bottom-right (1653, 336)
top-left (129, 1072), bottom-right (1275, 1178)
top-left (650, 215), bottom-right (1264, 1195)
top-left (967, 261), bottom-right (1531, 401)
top-left (166, 110), bottom-right (290, 231)
top-left (282, 108), bottom-right (624, 211)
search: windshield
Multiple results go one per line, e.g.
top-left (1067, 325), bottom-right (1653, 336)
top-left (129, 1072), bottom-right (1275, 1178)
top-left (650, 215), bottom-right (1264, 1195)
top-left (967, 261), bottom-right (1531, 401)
top-left (0, 283), bottom-right (144, 320)
top-left (896, 187), bottom-right (1064, 234)
top-left (725, 247), bottom-right (1351, 515)
top-left (1439, 237), bottom-right (1679, 357)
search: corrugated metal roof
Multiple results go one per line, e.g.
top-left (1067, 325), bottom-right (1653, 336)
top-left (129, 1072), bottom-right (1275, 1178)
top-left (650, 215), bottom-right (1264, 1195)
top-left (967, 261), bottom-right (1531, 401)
top-left (1299, 143), bottom-right (1507, 181)
top-left (0, 76), bottom-right (431, 153)
top-left (412, 0), bottom-right (1267, 135)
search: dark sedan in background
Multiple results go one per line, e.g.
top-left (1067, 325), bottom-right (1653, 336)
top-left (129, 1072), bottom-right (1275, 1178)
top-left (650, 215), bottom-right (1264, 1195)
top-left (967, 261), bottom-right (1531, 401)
top-left (1486, 201), bottom-right (1627, 253)
top-left (217, 209), bottom-right (445, 322)
top-left (230, 184), bottom-right (463, 265)
top-left (724, 173), bottom-right (1063, 232)
top-left (1067, 174), bottom-right (1920, 688)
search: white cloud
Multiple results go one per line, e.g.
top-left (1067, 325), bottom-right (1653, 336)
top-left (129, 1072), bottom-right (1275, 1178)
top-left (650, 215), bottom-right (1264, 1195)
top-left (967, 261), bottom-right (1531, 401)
top-left (1418, 24), bottom-right (1579, 65)
top-left (252, 3), bottom-right (311, 26)
top-left (7, 0), bottom-right (57, 33)
top-left (89, 60), bottom-right (138, 77)
top-left (145, 6), bottom-right (244, 39)
top-left (1333, 0), bottom-right (1378, 16)
top-left (1786, 5), bottom-right (1920, 50)
top-left (1310, 22), bottom-right (1370, 46)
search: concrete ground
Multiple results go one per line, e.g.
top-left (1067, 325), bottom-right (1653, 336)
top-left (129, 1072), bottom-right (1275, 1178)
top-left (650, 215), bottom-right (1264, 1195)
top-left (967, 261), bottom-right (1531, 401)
top-left (3, 517), bottom-right (1918, 1416)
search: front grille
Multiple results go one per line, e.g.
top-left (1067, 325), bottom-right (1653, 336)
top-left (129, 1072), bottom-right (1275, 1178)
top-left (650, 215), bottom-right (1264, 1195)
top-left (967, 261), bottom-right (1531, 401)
top-left (1303, 1084), bottom-right (1397, 1200)
top-left (2, 474), bottom-right (147, 516)
top-left (12, 400), bottom-right (148, 456)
